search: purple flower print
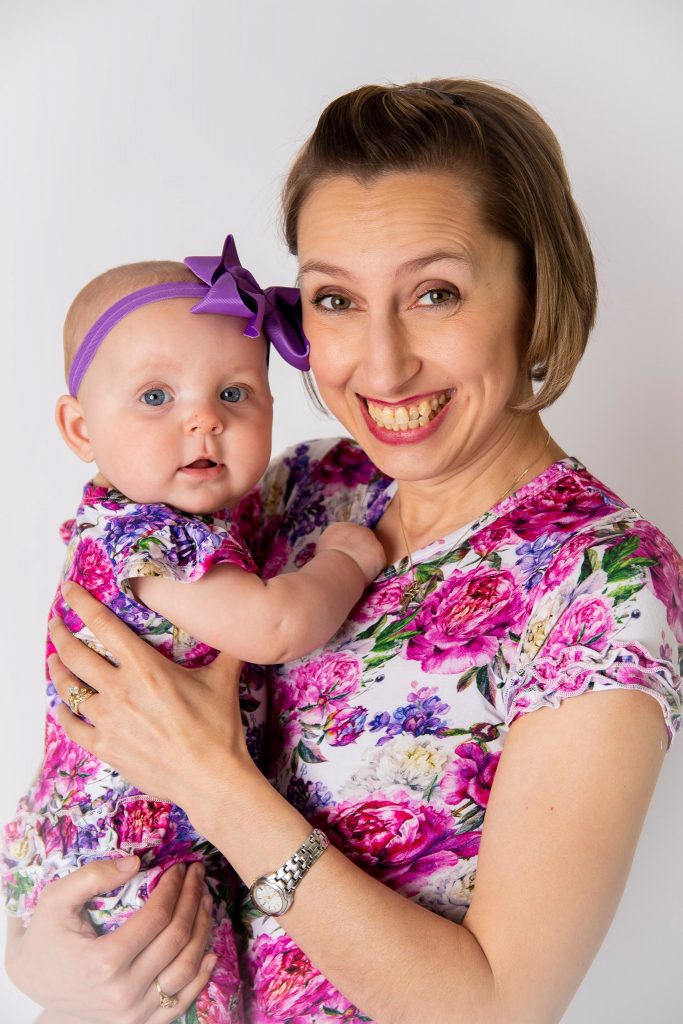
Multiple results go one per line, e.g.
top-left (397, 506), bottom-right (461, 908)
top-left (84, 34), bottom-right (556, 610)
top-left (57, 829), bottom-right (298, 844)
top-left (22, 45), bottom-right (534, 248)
top-left (440, 742), bottom-right (501, 808)
top-left (369, 686), bottom-right (451, 745)
top-left (312, 438), bottom-right (378, 488)
top-left (286, 776), bottom-right (334, 816)
top-left (515, 533), bottom-right (563, 590)
top-left (405, 566), bottom-right (524, 674)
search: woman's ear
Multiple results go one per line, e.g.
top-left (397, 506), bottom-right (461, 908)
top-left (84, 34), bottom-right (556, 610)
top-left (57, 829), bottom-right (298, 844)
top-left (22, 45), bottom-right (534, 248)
top-left (55, 394), bottom-right (95, 462)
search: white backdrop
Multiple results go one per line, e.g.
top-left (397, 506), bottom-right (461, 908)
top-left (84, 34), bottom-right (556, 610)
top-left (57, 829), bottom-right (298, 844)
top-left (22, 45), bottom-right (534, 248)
top-left (1, 1), bottom-right (681, 1020)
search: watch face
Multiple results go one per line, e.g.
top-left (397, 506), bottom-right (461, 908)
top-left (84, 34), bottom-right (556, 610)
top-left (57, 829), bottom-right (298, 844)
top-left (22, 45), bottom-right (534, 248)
top-left (252, 880), bottom-right (286, 915)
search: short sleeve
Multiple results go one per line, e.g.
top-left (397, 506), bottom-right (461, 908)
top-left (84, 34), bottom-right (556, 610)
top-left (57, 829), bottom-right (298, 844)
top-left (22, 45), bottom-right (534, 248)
top-left (105, 503), bottom-right (258, 592)
top-left (503, 520), bottom-right (683, 747)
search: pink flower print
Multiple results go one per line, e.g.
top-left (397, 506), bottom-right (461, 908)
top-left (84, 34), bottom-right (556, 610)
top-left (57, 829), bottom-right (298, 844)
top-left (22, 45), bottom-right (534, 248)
top-left (40, 814), bottom-right (78, 857)
top-left (195, 916), bottom-right (242, 1022)
top-left (440, 743), bottom-right (501, 808)
top-left (538, 530), bottom-right (602, 596)
top-left (405, 567), bottom-right (523, 674)
top-left (283, 652), bottom-right (362, 721)
top-left (508, 473), bottom-right (618, 541)
top-left (110, 798), bottom-right (171, 853)
top-left (534, 594), bottom-right (616, 694)
top-left (34, 714), bottom-right (103, 808)
top-left (324, 704), bottom-right (368, 746)
top-left (323, 791), bottom-right (480, 893)
top-left (629, 520), bottom-right (683, 638)
top-left (249, 933), bottom-right (341, 1022)
top-left (68, 537), bottom-right (119, 602)
top-left (350, 574), bottom-right (412, 624)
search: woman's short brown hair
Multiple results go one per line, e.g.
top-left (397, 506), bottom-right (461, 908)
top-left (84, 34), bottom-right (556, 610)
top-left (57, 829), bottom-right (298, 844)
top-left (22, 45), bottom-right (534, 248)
top-left (282, 79), bottom-right (597, 412)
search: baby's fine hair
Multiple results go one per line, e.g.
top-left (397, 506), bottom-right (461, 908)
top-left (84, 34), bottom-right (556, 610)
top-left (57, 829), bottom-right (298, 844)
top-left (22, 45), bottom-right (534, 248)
top-left (63, 261), bottom-right (199, 382)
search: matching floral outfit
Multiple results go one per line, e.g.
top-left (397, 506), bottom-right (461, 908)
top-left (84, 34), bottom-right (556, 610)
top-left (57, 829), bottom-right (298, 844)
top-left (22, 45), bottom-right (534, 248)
top-left (2, 440), bottom-right (682, 1024)
top-left (1, 481), bottom-right (254, 1023)
top-left (234, 438), bottom-right (682, 1024)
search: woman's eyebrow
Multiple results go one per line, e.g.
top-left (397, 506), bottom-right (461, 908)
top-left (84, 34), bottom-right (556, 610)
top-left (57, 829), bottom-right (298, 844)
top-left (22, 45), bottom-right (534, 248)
top-left (297, 248), bottom-right (473, 284)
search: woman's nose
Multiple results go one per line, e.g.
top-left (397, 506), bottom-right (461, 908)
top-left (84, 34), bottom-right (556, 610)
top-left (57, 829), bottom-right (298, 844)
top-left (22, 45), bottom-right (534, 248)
top-left (185, 408), bottom-right (224, 435)
top-left (361, 313), bottom-right (421, 395)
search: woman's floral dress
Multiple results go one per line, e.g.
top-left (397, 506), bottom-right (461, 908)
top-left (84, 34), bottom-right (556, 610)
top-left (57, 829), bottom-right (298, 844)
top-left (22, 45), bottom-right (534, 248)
top-left (234, 437), bottom-right (682, 1024)
top-left (1, 481), bottom-right (253, 1024)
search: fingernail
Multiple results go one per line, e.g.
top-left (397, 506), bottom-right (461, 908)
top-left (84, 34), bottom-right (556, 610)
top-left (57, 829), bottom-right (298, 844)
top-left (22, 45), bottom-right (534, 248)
top-left (202, 894), bottom-right (213, 913)
top-left (115, 855), bottom-right (140, 873)
top-left (61, 582), bottom-right (75, 598)
top-left (205, 954), bottom-right (218, 974)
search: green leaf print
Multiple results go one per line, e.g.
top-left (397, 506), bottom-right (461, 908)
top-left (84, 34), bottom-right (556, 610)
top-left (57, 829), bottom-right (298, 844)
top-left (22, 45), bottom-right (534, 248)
top-left (611, 582), bottom-right (646, 606)
top-left (355, 614), bottom-right (389, 641)
top-left (295, 739), bottom-right (328, 764)
top-left (456, 666), bottom-right (479, 691)
top-left (186, 1004), bottom-right (200, 1024)
top-left (602, 536), bottom-right (639, 576)
top-left (475, 666), bottom-right (493, 705)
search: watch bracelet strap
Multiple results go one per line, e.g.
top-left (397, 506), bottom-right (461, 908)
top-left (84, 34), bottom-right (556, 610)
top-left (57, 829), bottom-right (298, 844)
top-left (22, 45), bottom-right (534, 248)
top-left (271, 828), bottom-right (329, 893)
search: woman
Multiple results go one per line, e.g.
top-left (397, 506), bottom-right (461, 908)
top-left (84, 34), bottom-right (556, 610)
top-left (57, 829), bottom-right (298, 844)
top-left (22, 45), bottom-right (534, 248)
top-left (6, 80), bottom-right (681, 1024)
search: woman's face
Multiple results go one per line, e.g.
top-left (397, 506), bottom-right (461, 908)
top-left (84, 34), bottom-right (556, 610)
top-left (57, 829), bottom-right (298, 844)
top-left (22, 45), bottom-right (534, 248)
top-left (296, 171), bottom-right (532, 485)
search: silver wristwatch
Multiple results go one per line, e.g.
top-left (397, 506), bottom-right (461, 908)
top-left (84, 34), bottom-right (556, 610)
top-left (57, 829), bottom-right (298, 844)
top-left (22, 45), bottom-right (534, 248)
top-left (249, 828), bottom-right (329, 916)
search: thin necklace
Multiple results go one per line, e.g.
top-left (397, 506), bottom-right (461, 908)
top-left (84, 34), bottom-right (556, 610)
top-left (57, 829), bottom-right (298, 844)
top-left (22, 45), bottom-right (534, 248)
top-left (397, 432), bottom-right (551, 614)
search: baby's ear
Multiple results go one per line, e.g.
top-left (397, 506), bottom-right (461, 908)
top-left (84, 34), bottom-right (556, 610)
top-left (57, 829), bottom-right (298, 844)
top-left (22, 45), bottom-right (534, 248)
top-left (55, 394), bottom-right (95, 462)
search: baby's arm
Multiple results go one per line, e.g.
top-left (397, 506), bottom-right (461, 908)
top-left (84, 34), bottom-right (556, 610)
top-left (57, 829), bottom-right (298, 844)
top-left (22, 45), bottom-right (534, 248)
top-left (130, 523), bottom-right (385, 664)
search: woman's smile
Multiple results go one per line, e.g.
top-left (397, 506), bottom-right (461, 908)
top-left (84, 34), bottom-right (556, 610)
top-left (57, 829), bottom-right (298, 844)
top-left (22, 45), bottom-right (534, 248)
top-left (358, 388), bottom-right (454, 444)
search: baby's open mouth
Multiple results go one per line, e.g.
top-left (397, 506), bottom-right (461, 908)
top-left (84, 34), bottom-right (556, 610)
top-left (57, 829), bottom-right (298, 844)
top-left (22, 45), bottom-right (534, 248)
top-left (185, 458), bottom-right (219, 469)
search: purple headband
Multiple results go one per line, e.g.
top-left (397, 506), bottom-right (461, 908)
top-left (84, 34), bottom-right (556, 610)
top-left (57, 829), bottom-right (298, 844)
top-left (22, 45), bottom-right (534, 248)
top-left (68, 234), bottom-right (310, 395)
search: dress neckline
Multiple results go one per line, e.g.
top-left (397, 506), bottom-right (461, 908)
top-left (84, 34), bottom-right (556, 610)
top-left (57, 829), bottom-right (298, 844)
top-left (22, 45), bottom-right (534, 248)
top-left (368, 456), bottom-right (585, 573)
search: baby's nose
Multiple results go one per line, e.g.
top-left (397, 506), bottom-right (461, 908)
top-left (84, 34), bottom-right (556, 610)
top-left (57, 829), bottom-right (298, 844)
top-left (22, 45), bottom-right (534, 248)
top-left (186, 409), bottom-right (223, 435)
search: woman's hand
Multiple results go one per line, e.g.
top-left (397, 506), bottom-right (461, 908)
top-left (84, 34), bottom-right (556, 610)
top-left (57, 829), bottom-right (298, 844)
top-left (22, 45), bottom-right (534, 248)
top-left (48, 582), bottom-right (250, 810)
top-left (6, 856), bottom-right (215, 1024)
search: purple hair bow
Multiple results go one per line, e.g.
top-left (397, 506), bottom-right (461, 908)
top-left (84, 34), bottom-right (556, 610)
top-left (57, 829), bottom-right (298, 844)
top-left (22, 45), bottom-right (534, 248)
top-left (185, 235), bottom-right (310, 371)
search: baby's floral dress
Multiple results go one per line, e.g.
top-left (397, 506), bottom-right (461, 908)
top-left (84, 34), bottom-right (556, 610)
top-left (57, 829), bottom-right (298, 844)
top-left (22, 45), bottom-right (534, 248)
top-left (234, 438), bottom-right (682, 1024)
top-left (1, 481), bottom-right (254, 1024)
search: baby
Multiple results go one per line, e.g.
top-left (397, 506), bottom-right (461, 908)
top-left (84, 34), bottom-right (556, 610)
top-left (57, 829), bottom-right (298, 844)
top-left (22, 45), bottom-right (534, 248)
top-left (1, 236), bottom-right (384, 1023)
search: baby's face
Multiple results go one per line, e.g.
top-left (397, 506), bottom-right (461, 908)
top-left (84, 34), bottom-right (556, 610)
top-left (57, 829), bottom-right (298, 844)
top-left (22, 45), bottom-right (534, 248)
top-left (76, 298), bottom-right (273, 514)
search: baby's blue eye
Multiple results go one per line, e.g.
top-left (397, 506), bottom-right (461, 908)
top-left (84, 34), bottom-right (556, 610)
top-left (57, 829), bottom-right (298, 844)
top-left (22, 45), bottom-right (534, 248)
top-left (141, 388), bottom-right (172, 406)
top-left (220, 386), bottom-right (248, 403)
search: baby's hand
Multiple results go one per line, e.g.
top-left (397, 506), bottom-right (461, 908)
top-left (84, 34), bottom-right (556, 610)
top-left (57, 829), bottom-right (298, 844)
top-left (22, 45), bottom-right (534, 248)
top-left (317, 522), bottom-right (386, 583)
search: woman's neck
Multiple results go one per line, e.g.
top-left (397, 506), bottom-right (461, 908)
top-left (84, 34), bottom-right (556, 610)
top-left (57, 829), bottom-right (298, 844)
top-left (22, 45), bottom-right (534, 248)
top-left (377, 417), bottom-right (566, 561)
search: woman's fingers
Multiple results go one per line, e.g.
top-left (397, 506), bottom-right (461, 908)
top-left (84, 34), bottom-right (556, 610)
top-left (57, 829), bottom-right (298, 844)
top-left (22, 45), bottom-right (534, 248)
top-left (48, 615), bottom-right (116, 692)
top-left (145, 953), bottom-right (217, 1024)
top-left (131, 863), bottom-right (212, 987)
top-left (60, 581), bottom-right (154, 671)
top-left (36, 855), bottom-right (141, 926)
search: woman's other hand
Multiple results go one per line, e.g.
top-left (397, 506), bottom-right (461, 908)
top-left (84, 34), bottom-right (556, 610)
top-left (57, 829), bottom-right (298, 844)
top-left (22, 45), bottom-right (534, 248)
top-left (47, 582), bottom-right (249, 809)
top-left (5, 856), bottom-right (216, 1024)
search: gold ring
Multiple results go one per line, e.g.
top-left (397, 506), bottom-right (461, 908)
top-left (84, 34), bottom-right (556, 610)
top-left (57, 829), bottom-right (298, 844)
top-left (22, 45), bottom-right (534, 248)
top-left (67, 684), bottom-right (97, 717)
top-left (155, 977), bottom-right (179, 1009)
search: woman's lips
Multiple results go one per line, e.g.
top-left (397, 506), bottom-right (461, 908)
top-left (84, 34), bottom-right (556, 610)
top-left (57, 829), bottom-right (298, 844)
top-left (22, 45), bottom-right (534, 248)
top-left (358, 389), bottom-right (453, 445)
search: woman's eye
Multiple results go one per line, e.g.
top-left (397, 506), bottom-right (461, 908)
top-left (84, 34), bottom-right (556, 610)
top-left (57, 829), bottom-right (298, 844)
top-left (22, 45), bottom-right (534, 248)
top-left (220, 385), bottom-right (249, 404)
top-left (415, 288), bottom-right (459, 307)
top-left (141, 388), bottom-right (172, 406)
top-left (313, 294), bottom-right (353, 311)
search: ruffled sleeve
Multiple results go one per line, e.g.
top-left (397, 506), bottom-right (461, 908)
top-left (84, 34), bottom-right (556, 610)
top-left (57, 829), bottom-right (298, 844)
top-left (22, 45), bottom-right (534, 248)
top-left (103, 503), bottom-right (258, 592)
top-left (502, 517), bottom-right (683, 747)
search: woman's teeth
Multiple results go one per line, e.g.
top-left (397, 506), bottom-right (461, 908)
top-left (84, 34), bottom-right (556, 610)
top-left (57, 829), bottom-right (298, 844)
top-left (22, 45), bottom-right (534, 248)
top-left (365, 390), bottom-right (452, 431)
